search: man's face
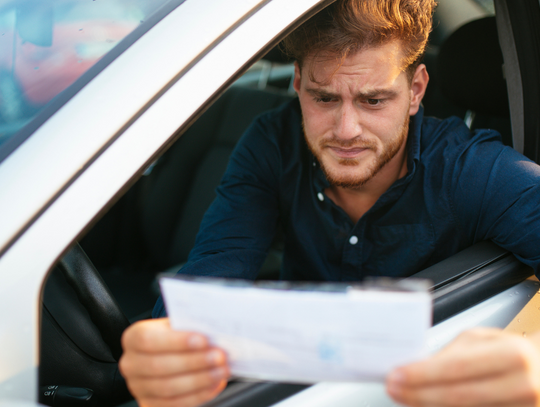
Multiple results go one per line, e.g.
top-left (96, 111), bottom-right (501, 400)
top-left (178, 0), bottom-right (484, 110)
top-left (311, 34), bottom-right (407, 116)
top-left (293, 41), bottom-right (426, 189)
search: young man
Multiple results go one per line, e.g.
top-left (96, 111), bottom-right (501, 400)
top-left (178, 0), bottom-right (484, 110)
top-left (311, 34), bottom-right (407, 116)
top-left (119, 1), bottom-right (540, 406)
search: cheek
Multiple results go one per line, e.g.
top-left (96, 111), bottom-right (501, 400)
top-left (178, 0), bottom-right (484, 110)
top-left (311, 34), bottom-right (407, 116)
top-left (369, 104), bottom-right (410, 140)
top-left (301, 103), bottom-right (328, 140)
top-left (301, 101), bottom-right (333, 133)
top-left (355, 113), bottom-right (393, 143)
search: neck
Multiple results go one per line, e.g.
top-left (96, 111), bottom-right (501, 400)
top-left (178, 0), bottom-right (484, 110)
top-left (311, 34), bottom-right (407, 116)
top-left (325, 143), bottom-right (409, 223)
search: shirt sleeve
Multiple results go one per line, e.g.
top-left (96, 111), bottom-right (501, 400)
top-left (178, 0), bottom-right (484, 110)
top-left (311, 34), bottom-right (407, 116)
top-left (448, 129), bottom-right (540, 275)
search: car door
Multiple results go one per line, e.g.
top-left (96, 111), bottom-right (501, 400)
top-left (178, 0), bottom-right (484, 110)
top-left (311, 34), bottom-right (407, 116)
top-left (1, 0), bottom-right (540, 405)
top-left (0, 0), bottom-right (334, 403)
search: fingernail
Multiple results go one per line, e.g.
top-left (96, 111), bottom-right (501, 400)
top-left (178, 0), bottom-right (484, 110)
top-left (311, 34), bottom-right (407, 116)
top-left (388, 369), bottom-right (405, 385)
top-left (207, 349), bottom-right (223, 365)
top-left (188, 334), bottom-right (206, 349)
top-left (210, 367), bottom-right (227, 380)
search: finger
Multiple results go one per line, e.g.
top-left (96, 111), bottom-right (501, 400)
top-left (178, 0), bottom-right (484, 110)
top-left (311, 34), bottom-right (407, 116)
top-left (389, 330), bottom-right (526, 386)
top-left (388, 371), bottom-right (536, 407)
top-left (138, 380), bottom-right (227, 407)
top-left (121, 318), bottom-right (208, 353)
top-left (120, 347), bottom-right (227, 378)
top-left (127, 365), bottom-right (230, 399)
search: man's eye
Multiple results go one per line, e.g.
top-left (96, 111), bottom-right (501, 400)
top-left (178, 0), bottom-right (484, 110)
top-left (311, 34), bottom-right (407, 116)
top-left (315, 97), bottom-right (334, 103)
top-left (366, 99), bottom-right (381, 105)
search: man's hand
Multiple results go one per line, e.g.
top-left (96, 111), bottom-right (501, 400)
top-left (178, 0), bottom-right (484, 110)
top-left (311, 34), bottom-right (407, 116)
top-left (386, 328), bottom-right (540, 407)
top-left (119, 318), bottom-right (230, 407)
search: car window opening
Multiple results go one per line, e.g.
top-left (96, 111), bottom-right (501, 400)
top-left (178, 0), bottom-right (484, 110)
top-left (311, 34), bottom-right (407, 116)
top-left (39, 1), bottom-right (532, 406)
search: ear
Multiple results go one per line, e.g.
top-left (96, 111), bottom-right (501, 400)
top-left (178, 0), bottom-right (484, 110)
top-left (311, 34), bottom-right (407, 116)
top-left (293, 61), bottom-right (302, 94)
top-left (409, 64), bottom-right (429, 116)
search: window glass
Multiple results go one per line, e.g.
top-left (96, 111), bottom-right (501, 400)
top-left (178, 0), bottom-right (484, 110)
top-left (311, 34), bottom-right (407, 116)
top-left (0, 0), bottom-right (169, 147)
top-left (472, 0), bottom-right (495, 14)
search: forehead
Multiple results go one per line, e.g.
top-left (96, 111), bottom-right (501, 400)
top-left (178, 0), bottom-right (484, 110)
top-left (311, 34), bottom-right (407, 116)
top-left (302, 41), bottom-right (406, 87)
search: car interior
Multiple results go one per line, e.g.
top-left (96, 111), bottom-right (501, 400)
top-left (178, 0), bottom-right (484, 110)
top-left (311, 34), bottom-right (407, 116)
top-left (37, 0), bottom-right (536, 406)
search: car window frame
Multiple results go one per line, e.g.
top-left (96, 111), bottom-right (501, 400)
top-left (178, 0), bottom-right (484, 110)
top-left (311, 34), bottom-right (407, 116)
top-left (0, 0), bottom-right (276, 259)
top-left (0, 0), bottom-right (335, 402)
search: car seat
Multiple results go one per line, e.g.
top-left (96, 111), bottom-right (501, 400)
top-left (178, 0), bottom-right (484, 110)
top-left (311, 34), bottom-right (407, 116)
top-left (435, 16), bottom-right (512, 146)
top-left (79, 85), bottom-right (294, 318)
top-left (138, 86), bottom-right (293, 271)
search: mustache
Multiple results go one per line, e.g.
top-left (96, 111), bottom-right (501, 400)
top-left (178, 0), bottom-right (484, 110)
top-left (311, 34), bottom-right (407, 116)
top-left (319, 136), bottom-right (378, 149)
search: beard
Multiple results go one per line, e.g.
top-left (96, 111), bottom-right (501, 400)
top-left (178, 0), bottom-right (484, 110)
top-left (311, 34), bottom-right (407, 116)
top-left (304, 113), bottom-right (410, 189)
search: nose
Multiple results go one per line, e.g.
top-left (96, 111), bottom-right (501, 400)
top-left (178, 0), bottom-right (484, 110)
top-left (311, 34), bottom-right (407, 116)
top-left (334, 102), bottom-right (362, 141)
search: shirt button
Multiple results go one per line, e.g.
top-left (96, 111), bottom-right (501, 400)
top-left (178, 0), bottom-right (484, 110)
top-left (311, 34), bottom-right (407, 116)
top-left (317, 192), bottom-right (324, 202)
top-left (349, 235), bottom-right (359, 245)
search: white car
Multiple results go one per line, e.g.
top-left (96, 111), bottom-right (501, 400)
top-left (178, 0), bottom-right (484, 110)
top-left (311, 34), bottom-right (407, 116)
top-left (1, 0), bottom-right (540, 406)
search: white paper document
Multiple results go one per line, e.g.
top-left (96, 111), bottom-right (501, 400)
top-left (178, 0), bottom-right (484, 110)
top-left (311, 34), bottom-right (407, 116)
top-left (160, 277), bottom-right (432, 383)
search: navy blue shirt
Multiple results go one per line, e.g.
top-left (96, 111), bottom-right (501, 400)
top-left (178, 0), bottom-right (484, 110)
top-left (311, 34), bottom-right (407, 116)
top-left (154, 99), bottom-right (540, 317)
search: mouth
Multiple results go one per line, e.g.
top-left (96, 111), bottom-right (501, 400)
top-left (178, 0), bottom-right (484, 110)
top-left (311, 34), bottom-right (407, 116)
top-left (327, 146), bottom-right (369, 159)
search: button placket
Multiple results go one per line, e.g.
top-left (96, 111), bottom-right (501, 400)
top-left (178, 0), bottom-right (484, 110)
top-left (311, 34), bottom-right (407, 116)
top-left (341, 221), bottom-right (365, 280)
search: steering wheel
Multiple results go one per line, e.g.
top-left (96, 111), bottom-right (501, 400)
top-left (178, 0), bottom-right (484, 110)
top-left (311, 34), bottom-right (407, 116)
top-left (40, 243), bottom-right (132, 405)
top-left (57, 244), bottom-right (130, 359)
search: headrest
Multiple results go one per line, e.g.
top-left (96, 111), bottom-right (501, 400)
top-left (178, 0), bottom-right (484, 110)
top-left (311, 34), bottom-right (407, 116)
top-left (436, 17), bottom-right (509, 117)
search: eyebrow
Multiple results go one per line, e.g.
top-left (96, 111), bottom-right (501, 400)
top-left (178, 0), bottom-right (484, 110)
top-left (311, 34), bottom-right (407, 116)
top-left (306, 87), bottom-right (399, 100)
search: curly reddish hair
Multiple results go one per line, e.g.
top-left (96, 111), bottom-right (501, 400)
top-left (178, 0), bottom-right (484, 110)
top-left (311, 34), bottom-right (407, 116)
top-left (283, 0), bottom-right (437, 81)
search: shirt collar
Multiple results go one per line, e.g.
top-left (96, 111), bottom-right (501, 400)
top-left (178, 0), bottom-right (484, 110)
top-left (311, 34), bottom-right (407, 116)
top-left (407, 104), bottom-right (423, 173)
